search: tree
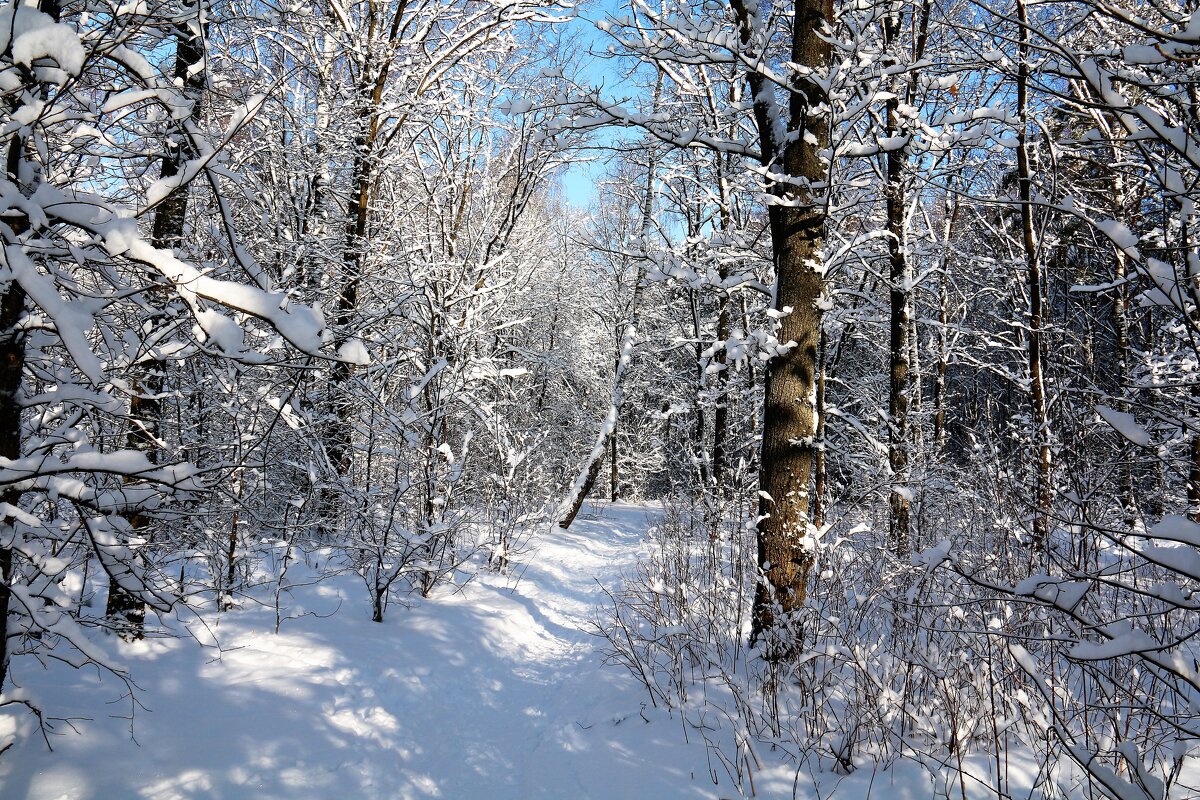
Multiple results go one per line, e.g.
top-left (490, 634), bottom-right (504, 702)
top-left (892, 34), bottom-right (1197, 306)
top-left (574, 0), bottom-right (836, 654)
top-left (0, 0), bottom-right (328, 704)
top-left (723, 0), bottom-right (833, 650)
top-left (105, 0), bottom-right (209, 635)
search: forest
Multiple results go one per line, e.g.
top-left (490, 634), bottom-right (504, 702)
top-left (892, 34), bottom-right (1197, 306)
top-left (0, 0), bottom-right (1198, 796)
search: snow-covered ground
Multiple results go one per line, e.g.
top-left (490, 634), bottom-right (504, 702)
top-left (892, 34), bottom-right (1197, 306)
top-left (0, 503), bottom-right (741, 799)
top-left (0, 501), bottom-right (962, 799)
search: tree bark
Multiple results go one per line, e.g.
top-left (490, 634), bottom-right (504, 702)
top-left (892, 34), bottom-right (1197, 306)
top-left (1, 0), bottom-right (61, 691)
top-left (610, 419), bottom-right (619, 501)
top-left (106, 7), bottom-right (206, 636)
top-left (1189, 426), bottom-right (1200, 523)
top-left (736, 0), bottom-right (832, 652)
top-left (322, 1), bottom-right (412, 525)
top-left (933, 193), bottom-right (959, 453)
top-left (934, 277), bottom-right (949, 451)
top-left (813, 330), bottom-right (827, 529)
top-left (0, 246), bottom-right (25, 694)
top-left (884, 10), bottom-right (912, 555)
top-left (711, 290), bottom-right (731, 494)
top-left (1016, 0), bottom-right (1052, 549)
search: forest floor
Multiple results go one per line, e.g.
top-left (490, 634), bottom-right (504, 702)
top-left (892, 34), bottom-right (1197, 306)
top-left (0, 501), bottom-right (937, 799)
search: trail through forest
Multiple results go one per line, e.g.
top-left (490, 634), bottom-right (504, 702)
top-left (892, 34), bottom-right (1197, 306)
top-left (1, 503), bottom-right (733, 799)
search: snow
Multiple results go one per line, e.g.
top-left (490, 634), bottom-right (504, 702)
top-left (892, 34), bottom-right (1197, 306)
top-left (1, 6), bottom-right (86, 76)
top-left (1149, 514), bottom-right (1200, 547)
top-left (502, 98), bottom-right (534, 115)
top-left (1096, 405), bottom-right (1152, 446)
top-left (337, 337), bottom-right (370, 365)
top-left (5, 243), bottom-right (103, 383)
top-left (0, 504), bottom-right (739, 799)
top-left (1070, 624), bottom-right (1161, 661)
top-left (1094, 217), bottom-right (1140, 251)
top-left (0, 503), bottom-right (1103, 799)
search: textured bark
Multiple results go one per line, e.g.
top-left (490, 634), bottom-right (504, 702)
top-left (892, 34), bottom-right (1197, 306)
top-left (322, 1), bottom-right (412, 523)
top-left (753, 203), bottom-right (824, 648)
top-left (1016, 0), bottom-right (1051, 549)
top-left (813, 330), bottom-right (827, 529)
top-left (1, 0), bottom-right (61, 689)
top-left (107, 11), bottom-right (206, 636)
top-left (933, 194), bottom-right (958, 453)
top-left (738, 0), bottom-right (832, 651)
top-left (0, 248), bottom-right (25, 694)
top-left (884, 12), bottom-right (911, 554)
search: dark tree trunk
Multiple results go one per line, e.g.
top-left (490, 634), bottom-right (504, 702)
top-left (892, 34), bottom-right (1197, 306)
top-left (610, 421), bottom-right (619, 501)
top-left (1190, 426), bottom-right (1200, 523)
top-left (711, 290), bottom-right (731, 494)
top-left (1, 0), bottom-right (60, 689)
top-left (884, 14), bottom-right (912, 554)
top-left (813, 330), bottom-right (827, 529)
top-left (107, 9), bottom-right (206, 637)
top-left (321, 2), bottom-right (411, 527)
top-left (737, 0), bottom-right (832, 653)
top-left (1016, 0), bottom-right (1052, 549)
top-left (0, 262), bottom-right (25, 693)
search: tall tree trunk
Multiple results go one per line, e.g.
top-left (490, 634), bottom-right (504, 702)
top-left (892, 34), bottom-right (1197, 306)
top-left (323, 120), bottom-right (371, 514)
top-left (1110, 239), bottom-right (1140, 519)
top-left (106, 7), bottom-right (206, 636)
top-left (711, 289), bottom-right (731, 494)
top-left (813, 329), bottom-right (827, 529)
top-left (321, 1), bottom-right (411, 527)
top-left (1105, 150), bottom-right (1135, 513)
top-left (884, 10), bottom-right (911, 555)
top-left (934, 277), bottom-right (950, 452)
top-left (610, 419), bottom-right (620, 501)
top-left (0, 238), bottom-right (26, 694)
top-left (1, 0), bottom-right (63, 691)
top-left (933, 192), bottom-right (959, 453)
top-left (1189, 414), bottom-right (1200, 523)
top-left (704, 74), bottom-right (737, 498)
top-left (1016, 0), bottom-right (1052, 549)
top-left (736, 0), bottom-right (832, 652)
top-left (1075, 97), bottom-right (1137, 515)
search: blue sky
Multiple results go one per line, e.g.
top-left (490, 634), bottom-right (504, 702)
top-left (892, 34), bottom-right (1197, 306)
top-left (553, 0), bottom-right (634, 208)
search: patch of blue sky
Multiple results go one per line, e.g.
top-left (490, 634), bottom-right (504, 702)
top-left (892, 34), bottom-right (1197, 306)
top-left (554, 0), bottom-right (655, 208)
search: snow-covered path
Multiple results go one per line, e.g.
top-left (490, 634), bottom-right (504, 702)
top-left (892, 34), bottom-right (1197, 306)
top-left (1, 503), bottom-right (723, 799)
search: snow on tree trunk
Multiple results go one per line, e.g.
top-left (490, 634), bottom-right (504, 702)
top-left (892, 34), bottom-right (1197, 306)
top-left (737, 0), bottom-right (832, 655)
top-left (883, 10), bottom-right (912, 556)
top-left (1015, 0), bottom-right (1052, 550)
top-left (107, 5), bottom-right (208, 639)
